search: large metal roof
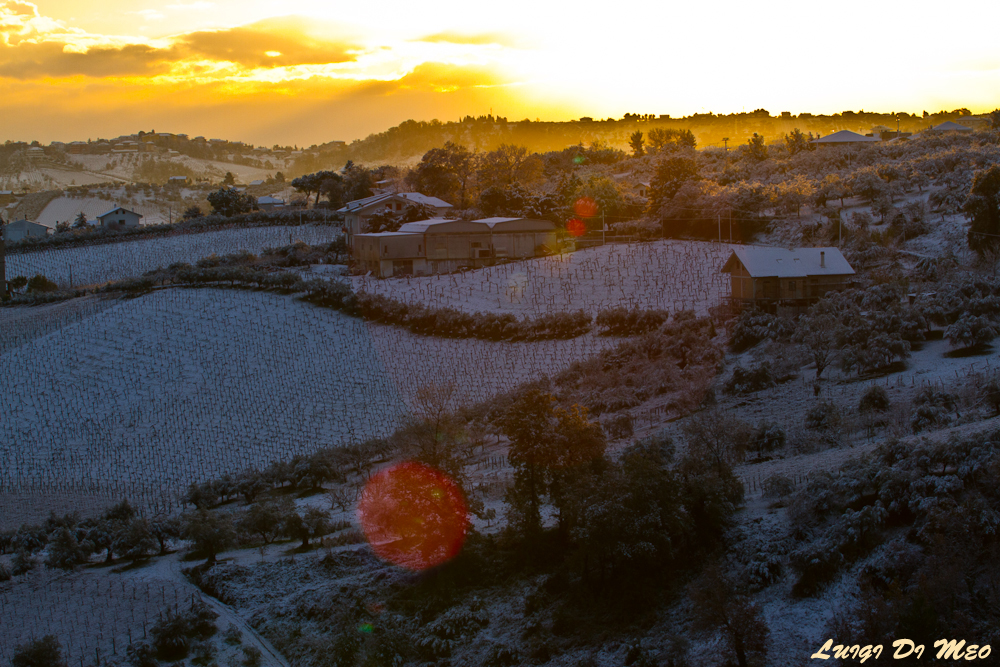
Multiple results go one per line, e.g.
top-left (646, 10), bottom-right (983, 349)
top-left (722, 246), bottom-right (855, 278)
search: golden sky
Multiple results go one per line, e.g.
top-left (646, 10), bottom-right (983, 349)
top-left (2, 0), bottom-right (999, 145)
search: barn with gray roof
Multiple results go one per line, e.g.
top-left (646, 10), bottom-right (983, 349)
top-left (721, 246), bottom-right (855, 305)
top-left (353, 217), bottom-right (558, 277)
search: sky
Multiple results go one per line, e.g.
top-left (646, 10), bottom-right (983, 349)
top-left (2, 0), bottom-right (999, 146)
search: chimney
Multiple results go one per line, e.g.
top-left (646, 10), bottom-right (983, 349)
top-left (820, 251), bottom-right (826, 268)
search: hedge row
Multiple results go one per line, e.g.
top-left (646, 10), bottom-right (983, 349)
top-left (595, 306), bottom-right (670, 336)
top-left (300, 279), bottom-right (593, 341)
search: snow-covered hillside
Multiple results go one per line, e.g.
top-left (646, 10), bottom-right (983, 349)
top-left (0, 289), bottom-right (615, 526)
top-left (7, 224), bottom-right (341, 288)
top-left (352, 240), bottom-right (734, 317)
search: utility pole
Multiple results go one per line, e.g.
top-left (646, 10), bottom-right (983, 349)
top-left (722, 137), bottom-right (729, 152)
top-left (718, 213), bottom-right (721, 243)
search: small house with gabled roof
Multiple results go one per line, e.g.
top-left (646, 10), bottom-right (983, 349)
top-left (97, 207), bottom-right (142, 229)
top-left (722, 246), bottom-right (854, 305)
top-left (3, 218), bottom-right (50, 242)
top-left (929, 121), bottom-right (973, 134)
top-left (353, 217), bottom-right (557, 277)
top-left (811, 130), bottom-right (879, 147)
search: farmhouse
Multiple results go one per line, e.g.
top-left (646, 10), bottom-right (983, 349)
top-left (928, 121), bottom-right (973, 134)
top-left (810, 130), bottom-right (879, 147)
top-left (257, 195), bottom-right (285, 211)
top-left (722, 246), bottom-right (854, 307)
top-left (3, 218), bottom-right (50, 242)
top-left (338, 192), bottom-right (453, 246)
top-left (353, 217), bottom-right (558, 277)
top-left (96, 207), bottom-right (143, 229)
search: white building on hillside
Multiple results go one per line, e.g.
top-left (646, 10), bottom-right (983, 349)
top-left (97, 207), bottom-right (143, 229)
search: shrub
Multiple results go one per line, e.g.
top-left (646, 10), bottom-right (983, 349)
top-left (222, 623), bottom-right (243, 645)
top-left (723, 363), bottom-right (777, 395)
top-left (595, 307), bottom-right (669, 336)
top-left (983, 380), bottom-right (1000, 415)
top-left (12, 549), bottom-right (37, 575)
top-left (150, 600), bottom-right (219, 661)
top-left (762, 474), bottom-right (795, 499)
top-left (805, 401), bottom-right (842, 432)
top-left (190, 641), bottom-right (216, 667)
top-left (858, 385), bottom-right (891, 414)
top-left (729, 308), bottom-right (777, 352)
top-left (241, 646), bottom-right (262, 667)
top-left (0, 562), bottom-right (11, 581)
top-left (749, 422), bottom-right (786, 458)
top-left (945, 313), bottom-right (997, 349)
top-left (126, 642), bottom-right (157, 667)
top-left (911, 386), bottom-right (958, 432)
top-left (11, 636), bottom-right (67, 667)
top-left (602, 413), bottom-right (634, 440)
top-left (26, 274), bottom-right (58, 293)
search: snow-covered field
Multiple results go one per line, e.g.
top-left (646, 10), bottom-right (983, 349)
top-left (0, 289), bottom-right (615, 526)
top-left (0, 568), bottom-right (193, 666)
top-left (6, 224), bottom-right (341, 288)
top-left (352, 240), bottom-right (734, 317)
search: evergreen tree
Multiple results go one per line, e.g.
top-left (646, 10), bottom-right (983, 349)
top-left (628, 130), bottom-right (645, 157)
top-left (966, 165), bottom-right (1000, 255)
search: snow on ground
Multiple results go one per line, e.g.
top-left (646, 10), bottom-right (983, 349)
top-left (6, 224), bottom-right (340, 288)
top-left (35, 196), bottom-right (118, 228)
top-left (352, 240), bottom-right (734, 318)
top-left (0, 288), bottom-right (615, 527)
top-left (0, 552), bottom-right (289, 667)
top-left (0, 294), bottom-right (121, 356)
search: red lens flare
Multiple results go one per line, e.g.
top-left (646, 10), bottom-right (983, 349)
top-left (358, 462), bottom-right (469, 571)
top-left (573, 196), bottom-right (598, 219)
top-left (566, 218), bottom-right (586, 237)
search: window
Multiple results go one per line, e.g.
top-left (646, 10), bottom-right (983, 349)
top-left (417, 245), bottom-right (422, 253)
top-left (788, 281), bottom-right (795, 291)
top-left (383, 245), bottom-right (388, 255)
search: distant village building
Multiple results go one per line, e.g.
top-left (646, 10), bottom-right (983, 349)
top-left (721, 246), bottom-right (854, 306)
top-left (168, 176), bottom-right (189, 185)
top-left (97, 207), bottom-right (143, 229)
top-left (810, 130), bottom-right (879, 147)
top-left (353, 217), bottom-right (558, 277)
top-left (0, 191), bottom-right (14, 207)
top-left (637, 182), bottom-right (651, 198)
top-left (338, 193), bottom-right (453, 246)
top-left (257, 196), bottom-right (285, 211)
top-left (928, 121), bottom-right (973, 134)
top-left (3, 218), bottom-right (50, 242)
top-left (248, 179), bottom-right (265, 186)
top-left (26, 147), bottom-right (45, 159)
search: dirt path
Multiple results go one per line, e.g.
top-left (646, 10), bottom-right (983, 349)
top-left (130, 553), bottom-right (291, 667)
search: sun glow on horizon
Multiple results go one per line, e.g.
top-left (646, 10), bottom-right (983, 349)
top-left (1, 0), bottom-right (998, 144)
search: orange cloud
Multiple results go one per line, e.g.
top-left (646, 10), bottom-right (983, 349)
top-left (175, 17), bottom-right (366, 68)
top-left (0, 41), bottom-right (173, 78)
top-left (418, 31), bottom-right (511, 46)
